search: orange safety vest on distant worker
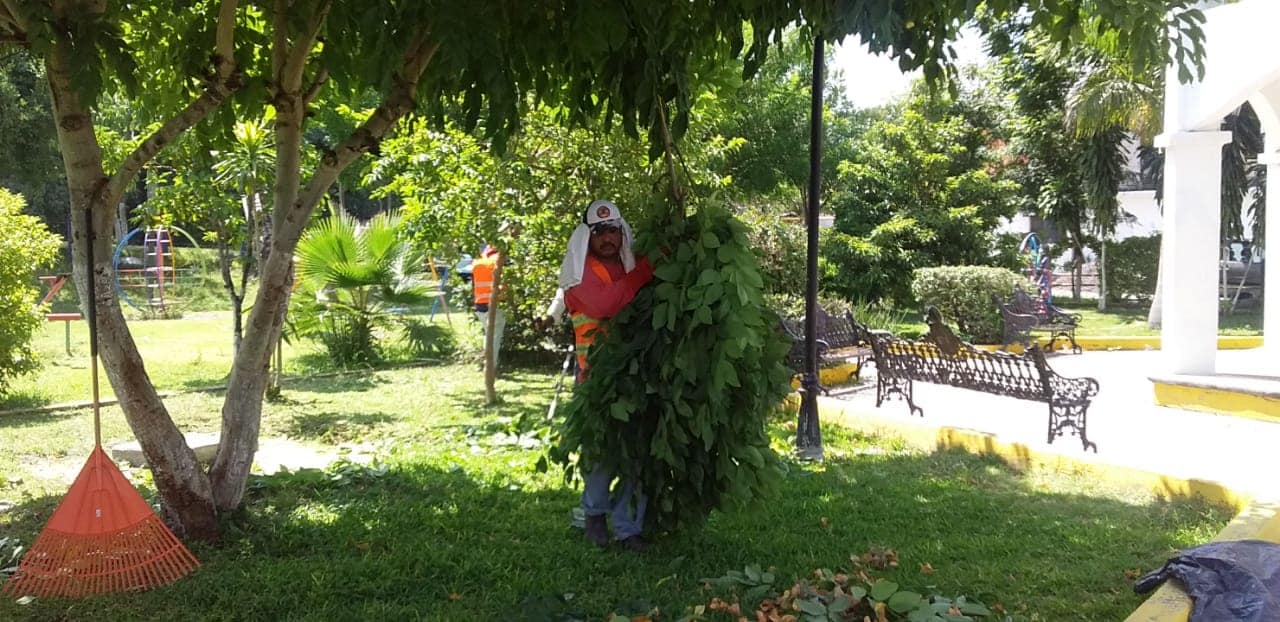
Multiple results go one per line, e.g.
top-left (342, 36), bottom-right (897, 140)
top-left (472, 255), bottom-right (498, 307)
top-left (570, 256), bottom-right (617, 379)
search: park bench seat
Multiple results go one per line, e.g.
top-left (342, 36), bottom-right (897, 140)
top-left (780, 307), bottom-right (874, 383)
top-left (858, 308), bottom-right (1099, 451)
top-left (994, 288), bottom-right (1082, 354)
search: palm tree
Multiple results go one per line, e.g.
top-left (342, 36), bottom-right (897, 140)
top-left (213, 115), bottom-right (276, 272)
top-left (1065, 55), bottom-right (1161, 312)
top-left (290, 211), bottom-right (436, 367)
top-left (212, 116), bottom-right (276, 351)
top-left (1068, 58), bottom-right (1268, 324)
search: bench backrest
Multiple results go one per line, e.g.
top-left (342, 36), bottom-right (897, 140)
top-left (852, 310), bottom-right (1057, 403)
top-left (780, 306), bottom-right (872, 372)
top-left (1005, 287), bottom-right (1051, 318)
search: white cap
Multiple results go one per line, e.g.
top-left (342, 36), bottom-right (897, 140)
top-left (584, 199), bottom-right (622, 226)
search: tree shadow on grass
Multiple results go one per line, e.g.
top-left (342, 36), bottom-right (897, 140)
top-left (0, 432), bottom-right (1232, 622)
top-left (283, 371), bottom-right (388, 394)
top-left (282, 409), bottom-right (397, 444)
top-left (0, 388), bottom-right (53, 413)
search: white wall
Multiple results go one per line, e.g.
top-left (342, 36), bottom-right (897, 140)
top-left (1115, 191), bottom-right (1161, 239)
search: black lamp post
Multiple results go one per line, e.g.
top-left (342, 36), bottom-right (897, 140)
top-left (795, 35), bottom-right (825, 461)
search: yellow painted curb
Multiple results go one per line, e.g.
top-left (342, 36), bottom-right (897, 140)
top-left (1153, 382), bottom-right (1280, 423)
top-left (1124, 500), bottom-right (1280, 622)
top-left (814, 397), bottom-right (1279, 622)
top-left (975, 335), bottom-right (1262, 353)
top-left (790, 363), bottom-right (860, 390)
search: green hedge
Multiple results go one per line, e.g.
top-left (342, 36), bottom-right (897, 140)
top-left (911, 266), bottom-right (1029, 343)
top-left (1104, 235), bottom-right (1160, 302)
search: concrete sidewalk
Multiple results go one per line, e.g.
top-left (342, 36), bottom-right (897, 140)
top-left (820, 349), bottom-right (1280, 500)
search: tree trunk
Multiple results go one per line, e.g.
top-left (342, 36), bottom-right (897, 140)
top-left (215, 221), bottom-right (246, 353)
top-left (1148, 241), bottom-right (1164, 328)
top-left (1097, 239), bottom-right (1108, 312)
top-left (209, 76), bottom-right (307, 511)
top-left (209, 26), bottom-right (440, 511)
top-left (484, 251), bottom-right (503, 404)
top-left (243, 192), bottom-right (260, 276)
top-left (46, 19), bottom-right (228, 542)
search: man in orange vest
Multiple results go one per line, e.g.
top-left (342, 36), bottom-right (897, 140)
top-left (471, 244), bottom-right (506, 370)
top-left (555, 199), bottom-right (654, 551)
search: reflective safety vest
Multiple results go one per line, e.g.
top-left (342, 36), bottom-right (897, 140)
top-left (570, 256), bottom-right (616, 381)
top-left (472, 255), bottom-right (497, 306)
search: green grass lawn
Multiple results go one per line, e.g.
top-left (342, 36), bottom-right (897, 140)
top-left (1052, 300), bottom-right (1262, 336)
top-left (888, 300), bottom-right (1263, 341)
top-left (0, 363), bottom-right (1230, 621)
top-left (1, 310), bottom-right (483, 411)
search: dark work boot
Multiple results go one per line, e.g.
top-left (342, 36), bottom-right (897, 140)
top-left (584, 514), bottom-right (609, 548)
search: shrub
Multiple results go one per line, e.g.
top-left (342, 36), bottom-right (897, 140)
top-left (766, 293), bottom-right (908, 332)
top-left (0, 188), bottom-right (63, 394)
top-left (1105, 234), bottom-right (1160, 302)
top-left (911, 266), bottom-right (1029, 343)
top-left (289, 212), bottom-right (436, 368)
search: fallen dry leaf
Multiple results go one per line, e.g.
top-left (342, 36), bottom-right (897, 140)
top-left (820, 516), bottom-right (831, 529)
top-left (448, 592), bottom-right (462, 601)
top-left (920, 562), bottom-right (935, 575)
top-left (875, 601), bottom-right (889, 622)
top-left (1124, 568), bottom-right (1142, 581)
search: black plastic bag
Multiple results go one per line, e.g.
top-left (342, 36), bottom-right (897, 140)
top-left (1135, 540), bottom-right (1280, 622)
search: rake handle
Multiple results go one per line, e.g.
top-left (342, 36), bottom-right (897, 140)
top-left (84, 207), bottom-right (101, 447)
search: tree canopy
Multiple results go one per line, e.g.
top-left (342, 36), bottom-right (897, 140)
top-left (0, 0), bottom-right (1208, 540)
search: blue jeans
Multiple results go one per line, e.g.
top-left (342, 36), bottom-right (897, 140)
top-left (581, 465), bottom-right (647, 540)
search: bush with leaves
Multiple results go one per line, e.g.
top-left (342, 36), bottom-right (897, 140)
top-left (551, 203), bottom-right (792, 533)
top-left (1104, 234), bottom-right (1160, 302)
top-left (0, 188), bottom-right (63, 394)
top-left (911, 266), bottom-right (1030, 343)
top-left (289, 212), bottom-right (436, 367)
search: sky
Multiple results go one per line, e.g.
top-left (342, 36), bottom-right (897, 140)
top-left (830, 30), bottom-right (988, 109)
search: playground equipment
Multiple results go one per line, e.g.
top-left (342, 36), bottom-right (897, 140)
top-left (112, 225), bottom-right (199, 314)
top-left (38, 274), bottom-right (82, 355)
top-left (1018, 232), bottom-right (1054, 304)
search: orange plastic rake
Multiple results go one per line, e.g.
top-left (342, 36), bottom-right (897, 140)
top-left (2, 211), bottom-right (199, 599)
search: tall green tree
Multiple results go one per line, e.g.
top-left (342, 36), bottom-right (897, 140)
top-left (823, 83), bottom-right (1020, 306)
top-left (0, 0), bottom-right (1207, 540)
top-left (0, 51), bottom-right (66, 235)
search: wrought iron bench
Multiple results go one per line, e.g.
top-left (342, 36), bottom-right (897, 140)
top-left (993, 288), bottom-right (1082, 354)
top-left (860, 308), bottom-right (1099, 451)
top-left (781, 307), bottom-right (874, 382)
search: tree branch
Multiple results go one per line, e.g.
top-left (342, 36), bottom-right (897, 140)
top-left (279, 0), bottom-right (331, 92)
top-left (270, 0), bottom-right (287, 89)
top-left (302, 67), bottom-right (328, 105)
top-left (0, 0), bottom-right (29, 38)
top-left (294, 29), bottom-right (438, 214)
top-left (105, 0), bottom-right (241, 206)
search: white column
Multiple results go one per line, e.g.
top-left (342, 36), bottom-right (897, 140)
top-left (1262, 146), bottom-right (1280, 356)
top-left (1156, 130), bottom-right (1233, 375)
